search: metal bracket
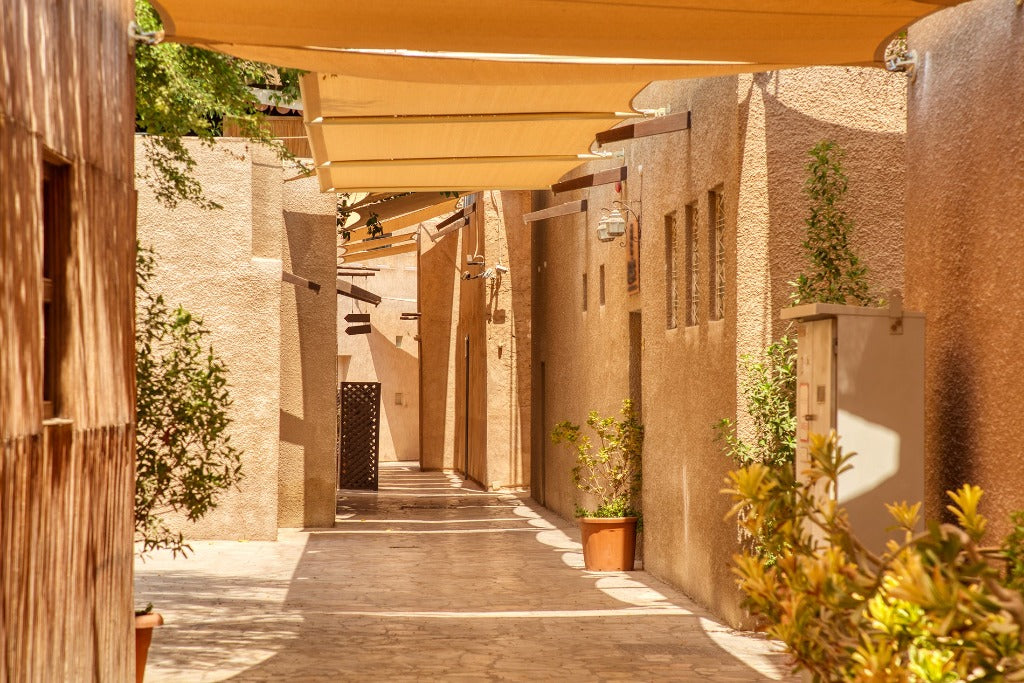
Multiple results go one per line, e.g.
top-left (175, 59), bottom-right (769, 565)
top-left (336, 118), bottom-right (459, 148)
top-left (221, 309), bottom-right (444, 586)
top-left (885, 50), bottom-right (918, 81)
top-left (129, 21), bottom-right (165, 45)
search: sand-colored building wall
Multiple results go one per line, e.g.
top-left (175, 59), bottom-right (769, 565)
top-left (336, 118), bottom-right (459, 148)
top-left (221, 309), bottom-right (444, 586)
top-left (530, 68), bottom-right (906, 626)
top-left (905, 0), bottom-right (1024, 535)
top-left (1, 0), bottom-right (135, 678)
top-left (136, 137), bottom-right (338, 533)
top-left (135, 139), bottom-right (283, 541)
top-left (337, 251), bottom-right (420, 463)
top-left (279, 176), bottom-right (338, 527)
top-left (420, 192), bottom-right (532, 488)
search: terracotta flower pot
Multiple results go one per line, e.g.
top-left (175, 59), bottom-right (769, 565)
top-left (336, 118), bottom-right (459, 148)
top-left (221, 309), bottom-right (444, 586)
top-left (579, 516), bottom-right (638, 571)
top-left (135, 613), bottom-right (164, 683)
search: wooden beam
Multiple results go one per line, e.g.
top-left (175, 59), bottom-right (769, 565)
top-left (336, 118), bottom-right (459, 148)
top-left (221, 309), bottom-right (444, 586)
top-left (345, 238), bottom-right (416, 257)
top-left (432, 217), bottom-right (470, 240)
top-left (343, 198), bottom-right (460, 242)
top-left (336, 278), bottom-right (382, 305)
top-left (282, 270), bottom-right (321, 293)
top-left (522, 199), bottom-right (588, 224)
top-left (435, 201), bottom-right (476, 232)
top-left (341, 242), bottom-right (419, 264)
top-left (345, 193), bottom-right (464, 230)
top-left (551, 166), bottom-right (627, 194)
top-left (595, 111), bottom-right (691, 146)
top-left (342, 233), bottom-right (416, 254)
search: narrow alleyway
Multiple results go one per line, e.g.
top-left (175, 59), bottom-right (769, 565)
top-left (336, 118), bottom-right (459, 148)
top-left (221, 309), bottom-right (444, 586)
top-left (135, 463), bottom-right (795, 681)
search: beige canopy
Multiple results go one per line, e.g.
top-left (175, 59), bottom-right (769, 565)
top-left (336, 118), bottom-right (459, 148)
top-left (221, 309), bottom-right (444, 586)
top-left (153, 0), bottom-right (962, 192)
top-left (155, 0), bottom-right (958, 65)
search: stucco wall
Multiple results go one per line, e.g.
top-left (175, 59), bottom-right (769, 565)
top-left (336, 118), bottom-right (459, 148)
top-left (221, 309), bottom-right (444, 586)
top-left (337, 251), bottom-right (420, 463)
top-left (906, 0), bottom-right (1024, 534)
top-left (530, 68), bottom-right (906, 627)
top-left (135, 139), bottom-right (282, 541)
top-left (279, 176), bottom-right (338, 528)
top-left (419, 193), bottom-right (532, 488)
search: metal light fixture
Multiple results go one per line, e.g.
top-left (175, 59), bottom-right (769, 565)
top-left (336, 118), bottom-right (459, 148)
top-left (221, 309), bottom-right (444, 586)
top-left (596, 213), bottom-right (612, 242)
top-left (597, 201), bottom-right (637, 243)
top-left (604, 208), bottom-right (627, 240)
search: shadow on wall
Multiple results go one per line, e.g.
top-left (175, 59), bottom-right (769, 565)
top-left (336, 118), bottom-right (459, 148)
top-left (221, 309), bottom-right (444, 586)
top-left (419, 235), bottom-right (459, 470)
top-left (366, 325), bottom-right (420, 462)
top-left (278, 210), bottom-right (337, 526)
top-left (755, 71), bottom-right (906, 327)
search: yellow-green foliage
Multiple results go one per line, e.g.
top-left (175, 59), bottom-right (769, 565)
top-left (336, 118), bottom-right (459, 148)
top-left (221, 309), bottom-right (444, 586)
top-left (724, 433), bottom-right (1024, 681)
top-left (551, 399), bottom-right (643, 519)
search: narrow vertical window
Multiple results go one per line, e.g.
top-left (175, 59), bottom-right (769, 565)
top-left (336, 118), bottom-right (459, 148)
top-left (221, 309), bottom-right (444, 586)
top-left (709, 189), bottom-right (726, 321)
top-left (684, 202), bottom-right (699, 327)
top-left (665, 212), bottom-right (678, 329)
top-left (42, 156), bottom-right (70, 419)
top-left (599, 265), bottom-right (606, 306)
top-left (582, 272), bottom-right (588, 312)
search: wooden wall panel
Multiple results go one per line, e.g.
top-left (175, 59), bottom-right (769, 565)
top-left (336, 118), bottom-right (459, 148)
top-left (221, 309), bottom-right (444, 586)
top-left (2, 0), bottom-right (136, 679)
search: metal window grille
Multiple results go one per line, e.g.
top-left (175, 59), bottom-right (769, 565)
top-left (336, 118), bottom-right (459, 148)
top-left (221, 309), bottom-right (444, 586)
top-left (711, 191), bottom-right (726, 320)
top-left (665, 213), bottom-right (678, 329)
top-left (685, 203), bottom-right (699, 326)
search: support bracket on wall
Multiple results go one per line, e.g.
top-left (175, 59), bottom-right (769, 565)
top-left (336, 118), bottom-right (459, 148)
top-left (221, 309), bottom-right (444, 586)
top-left (282, 270), bottom-right (321, 293)
top-left (522, 199), bottom-right (588, 224)
top-left (337, 278), bottom-right (382, 306)
top-left (551, 166), bottom-right (627, 195)
top-left (595, 111), bottom-right (691, 146)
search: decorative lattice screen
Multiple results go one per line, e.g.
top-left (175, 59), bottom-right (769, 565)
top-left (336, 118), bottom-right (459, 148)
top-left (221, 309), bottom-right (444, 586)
top-left (337, 382), bottom-right (382, 490)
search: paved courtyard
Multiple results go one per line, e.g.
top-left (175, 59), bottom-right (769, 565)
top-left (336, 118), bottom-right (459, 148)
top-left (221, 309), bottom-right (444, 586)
top-left (135, 463), bottom-right (795, 681)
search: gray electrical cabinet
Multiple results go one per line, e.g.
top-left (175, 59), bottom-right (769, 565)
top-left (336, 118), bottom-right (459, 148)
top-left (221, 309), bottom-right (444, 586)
top-left (781, 298), bottom-right (925, 553)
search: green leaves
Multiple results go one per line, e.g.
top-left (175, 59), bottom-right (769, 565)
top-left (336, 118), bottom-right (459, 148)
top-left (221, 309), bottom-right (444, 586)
top-left (135, 244), bottom-right (244, 556)
top-left (791, 141), bottom-right (875, 307)
top-left (552, 400), bottom-right (643, 520)
top-left (725, 431), bottom-right (1024, 679)
top-left (134, 0), bottom-right (305, 209)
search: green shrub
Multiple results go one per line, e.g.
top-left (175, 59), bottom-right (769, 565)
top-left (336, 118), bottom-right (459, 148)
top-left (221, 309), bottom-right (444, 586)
top-left (135, 245), bottom-right (243, 555)
top-left (551, 400), bottom-right (643, 519)
top-left (724, 432), bottom-right (1024, 681)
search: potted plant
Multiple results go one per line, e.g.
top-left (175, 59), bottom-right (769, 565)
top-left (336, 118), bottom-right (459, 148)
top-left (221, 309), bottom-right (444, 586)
top-left (133, 244), bottom-right (244, 681)
top-left (551, 399), bottom-right (644, 571)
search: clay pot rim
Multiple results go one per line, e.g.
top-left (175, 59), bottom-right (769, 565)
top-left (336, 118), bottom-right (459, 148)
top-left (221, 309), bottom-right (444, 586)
top-left (577, 516), bottom-right (639, 524)
top-left (135, 613), bottom-right (164, 629)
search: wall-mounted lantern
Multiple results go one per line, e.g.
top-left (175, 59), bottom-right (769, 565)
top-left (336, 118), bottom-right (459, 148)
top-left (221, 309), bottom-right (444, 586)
top-left (597, 201), bottom-right (638, 243)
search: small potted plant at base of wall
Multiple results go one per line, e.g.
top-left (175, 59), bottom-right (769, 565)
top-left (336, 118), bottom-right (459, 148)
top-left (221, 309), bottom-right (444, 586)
top-left (552, 399), bottom-right (644, 571)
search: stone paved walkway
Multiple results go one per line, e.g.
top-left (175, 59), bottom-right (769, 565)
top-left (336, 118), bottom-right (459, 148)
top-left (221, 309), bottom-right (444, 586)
top-left (135, 463), bottom-right (796, 682)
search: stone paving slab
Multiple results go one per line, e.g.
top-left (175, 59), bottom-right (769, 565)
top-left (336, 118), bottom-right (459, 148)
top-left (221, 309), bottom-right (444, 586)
top-left (135, 464), bottom-right (797, 682)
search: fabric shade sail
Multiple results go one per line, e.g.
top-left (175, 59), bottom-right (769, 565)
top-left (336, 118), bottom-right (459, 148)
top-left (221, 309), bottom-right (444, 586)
top-left (154, 0), bottom-right (963, 192)
top-left (155, 0), bottom-right (960, 65)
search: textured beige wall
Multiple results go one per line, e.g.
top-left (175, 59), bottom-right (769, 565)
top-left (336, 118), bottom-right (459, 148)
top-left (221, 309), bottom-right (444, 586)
top-left (419, 219), bottom-right (461, 472)
top-left (531, 68), bottom-right (906, 626)
top-left (419, 193), bottom-right (532, 488)
top-left (906, 0), bottom-right (1024, 535)
top-left (279, 176), bottom-right (338, 528)
top-left (135, 139), bottom-right (282, 541)
top-left (337, 250), bottom-right (420, 462)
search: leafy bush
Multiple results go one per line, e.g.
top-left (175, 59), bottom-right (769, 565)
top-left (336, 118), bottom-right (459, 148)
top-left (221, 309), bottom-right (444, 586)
top-left (135, 245), bottom-right (243, 555)
top-left (724, 432), bottom-right (1024, 681)
top-left (791, 141), bottom-right (874, 306)
top-left (551, 400), bottom-right (644, 519)
top-left (716, 334), bottom-right (797, 470)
